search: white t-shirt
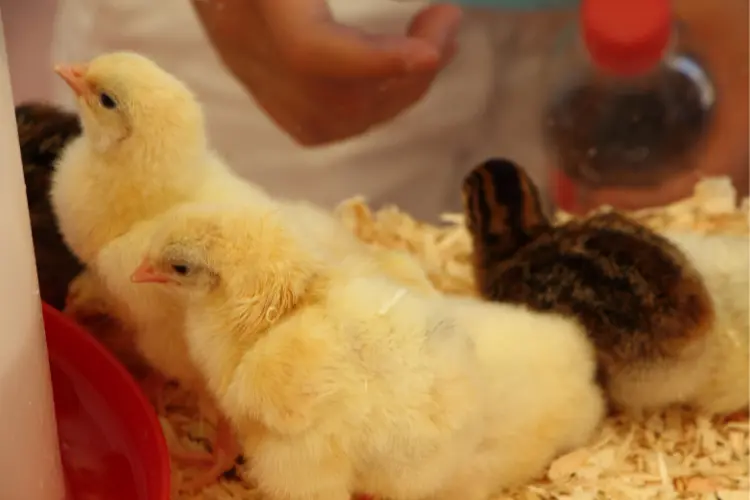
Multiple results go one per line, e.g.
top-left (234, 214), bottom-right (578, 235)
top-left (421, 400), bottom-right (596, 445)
top-left (52, 0), bottom-right (569, 221)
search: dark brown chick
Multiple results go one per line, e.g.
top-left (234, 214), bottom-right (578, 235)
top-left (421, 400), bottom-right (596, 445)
top-left (461, 158), bottom-right (716, 413)
top-left (16, 102), bottom-right (83, 310)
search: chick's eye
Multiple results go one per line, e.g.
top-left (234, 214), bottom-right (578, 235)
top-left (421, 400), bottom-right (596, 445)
top-left (171, 264), bottom-right (190, 276)
top-left (99, 93), bottom-right (117, 109)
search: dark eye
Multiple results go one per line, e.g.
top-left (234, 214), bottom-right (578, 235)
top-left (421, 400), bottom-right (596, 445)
top-left (171, 264), bottom-right (190, 276)
top-left (99, 93), bottom-right (117, 109)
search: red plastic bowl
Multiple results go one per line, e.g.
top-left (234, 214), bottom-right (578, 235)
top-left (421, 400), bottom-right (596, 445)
top-left (42, 302), bottom-right (170, 500)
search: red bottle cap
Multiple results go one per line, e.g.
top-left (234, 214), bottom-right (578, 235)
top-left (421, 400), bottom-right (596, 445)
top-left (581, 0), bottom-right (672, 76)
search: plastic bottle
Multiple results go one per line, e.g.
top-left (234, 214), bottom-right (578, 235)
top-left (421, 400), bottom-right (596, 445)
top-left (0, 14), bottom-right (67, 500)
top-left (543, 0), bottom-right (716, 214)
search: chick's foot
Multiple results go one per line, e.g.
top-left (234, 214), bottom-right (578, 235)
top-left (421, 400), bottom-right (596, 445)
top-left (176, 416), bottom-right (241, 492)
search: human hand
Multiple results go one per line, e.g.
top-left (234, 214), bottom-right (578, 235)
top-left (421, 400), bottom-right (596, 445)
top-left (191, 0), bottom-right (463, 146)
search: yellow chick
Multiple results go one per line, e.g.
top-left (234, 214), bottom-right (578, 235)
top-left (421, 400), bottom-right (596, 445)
top-left (49, 51), bottom-right (271, 488)
top-left (609, 230), bottom-right (749, 417)
top-left (50, 51), bottom-right (273, 264)
top-left (131, 203), bottom-right (605, 500)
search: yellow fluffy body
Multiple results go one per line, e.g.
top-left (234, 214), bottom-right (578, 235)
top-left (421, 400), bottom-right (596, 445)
top-left (607, 230), bottom-right (750, 416)
top-left (142, 205), bottom-right (605, 500)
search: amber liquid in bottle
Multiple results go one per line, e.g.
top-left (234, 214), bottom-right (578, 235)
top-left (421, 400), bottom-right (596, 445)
top-left (544, 0), bottom-right (715, 214)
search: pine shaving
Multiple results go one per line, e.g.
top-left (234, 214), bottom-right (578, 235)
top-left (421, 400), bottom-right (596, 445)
top-left (161, 177), bottom-right (748, 499)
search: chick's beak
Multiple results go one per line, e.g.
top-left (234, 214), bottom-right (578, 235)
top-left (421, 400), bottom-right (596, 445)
top-left (54, 64), bottom-right (90, 97)
top-left (131, 260), bottom-right (170, 284)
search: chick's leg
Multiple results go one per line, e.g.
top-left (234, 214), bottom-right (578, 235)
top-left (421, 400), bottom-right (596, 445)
top-left (176, 416), bottom-right (241, 492)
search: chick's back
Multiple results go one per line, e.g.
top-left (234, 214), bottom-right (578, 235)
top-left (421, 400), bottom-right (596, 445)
top-left (446, 298), bottom-right (605, 490)
top-left (481, 212), bottom-right (715, 371)
top-left (323, 271), bottom-right (484, 445)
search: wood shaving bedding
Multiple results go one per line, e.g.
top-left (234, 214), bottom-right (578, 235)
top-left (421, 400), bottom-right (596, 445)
top-left (163, 177), bottom-right (749, 499)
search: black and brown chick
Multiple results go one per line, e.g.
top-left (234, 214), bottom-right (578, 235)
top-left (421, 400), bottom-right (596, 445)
top-left (16, 102), bottom-right (83, 310)
top-left (461, 158), bottom-right (718, 414)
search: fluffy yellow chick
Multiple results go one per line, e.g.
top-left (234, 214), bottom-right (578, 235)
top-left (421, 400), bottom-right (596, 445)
top-left (132, 203), bottom-right (605, 500)
top-left (607, 230), bottom-right (749, 417)
top-left (49, 51), bottom-right (272, 488)
top-left (50, 51), bottom-right (273, 264)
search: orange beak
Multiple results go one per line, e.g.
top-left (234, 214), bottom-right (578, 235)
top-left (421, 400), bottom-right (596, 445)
top-left (131, 259), bottom-right (170, 284)
top-left (54, 63), bottom-right (91, 97)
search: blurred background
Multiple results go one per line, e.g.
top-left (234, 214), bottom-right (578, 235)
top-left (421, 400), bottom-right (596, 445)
top-left (1, 0), bottom-right (747, 216)
top-left (2, 0), bottom-right (57, 103)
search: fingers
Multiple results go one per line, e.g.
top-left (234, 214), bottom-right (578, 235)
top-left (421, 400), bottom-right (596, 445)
top-left (284, 26), bottom-right (443, 78)
top-left (408, 4), bottom-right (463, 69)
top-left (196, 0), bottom-right (465, 145)
top-left (407, 3), bottom-right (463, 53)
top-left (260, 0), bottom-right (463, 78)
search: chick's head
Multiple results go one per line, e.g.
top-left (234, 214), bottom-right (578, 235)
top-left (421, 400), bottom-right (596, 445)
top-left (462, 157), bottom-right (549, 241)
top-left (132, 204), bottom-right (322, 330)
top-left (462, 158), bottom-right (552, 292)
top-left (54, 51), bottom-right (205, 156)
